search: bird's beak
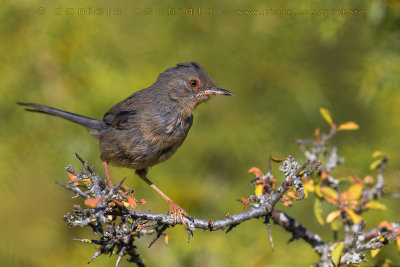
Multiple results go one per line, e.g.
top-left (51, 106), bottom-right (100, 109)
top-left (201, 87), bottom-right (234, 96)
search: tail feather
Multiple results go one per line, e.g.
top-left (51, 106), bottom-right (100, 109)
top-left (17, 102), bottom-right (105, 131)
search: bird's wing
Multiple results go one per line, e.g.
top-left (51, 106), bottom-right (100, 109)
top-left (103, 94), bottom-right (141, 130)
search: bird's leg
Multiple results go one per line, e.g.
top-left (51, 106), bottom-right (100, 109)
top-left (102, 161), bottom-right (114, 187)
top-left (135, 169), bottom-right (193, 228)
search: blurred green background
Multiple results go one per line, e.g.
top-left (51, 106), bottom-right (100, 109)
top-left (1, 0), bottom-right (400, 266)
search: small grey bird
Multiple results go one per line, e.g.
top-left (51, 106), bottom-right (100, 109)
top-left (18, 62), bottom-right (233, 227)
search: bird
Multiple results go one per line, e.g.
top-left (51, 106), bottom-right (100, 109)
top-left (18, 62), bottom-right (233, 227)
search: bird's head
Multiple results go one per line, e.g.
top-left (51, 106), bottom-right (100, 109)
top-left (157, 62), bottom-right (233, 114)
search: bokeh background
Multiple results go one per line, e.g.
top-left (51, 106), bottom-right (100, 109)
top-left (1, 0), bottom-right (400, 266)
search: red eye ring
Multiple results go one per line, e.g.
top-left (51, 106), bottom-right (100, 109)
top-left (188, 78), bottom-right (200, 90)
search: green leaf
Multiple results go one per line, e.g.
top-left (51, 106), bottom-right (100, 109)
top-left (314, 198), bottom-right (324, 225)
top-left (331, 241), bottom-right (344, 266)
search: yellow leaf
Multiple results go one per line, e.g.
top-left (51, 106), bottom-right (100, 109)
top-left (255, 184), bottom-right (263, 196)
top-left (337, 121), bottom-right (359, 131)
top-left (331, 241), bottom-right (344, 266)
top-left (315, 184), bottom-right (323, 198)
top-left (320, 108), bottom-right (334, 126)
top-left (396, 236), bottom-right (400, 251)
top-left (343, 184), bottom-right (363, 201)
top-left (345, 209), bottom-right (363, 224)
top-left (369, 159), bottom-right (382, 170)
top-left (303, 180), bottom-right (315, 192)
top-left (314, 198), bottom-right (324, 225)
top-left (320, 186), bottom-right (338, 199)
top-left (370, 248), bottom-right (380, 258)
top-left (365, 200), bottom-right (387, 211)
top-left (326, 210), bottom-right (341, 223)
top-left (372, 150), bottom-right (384, 158)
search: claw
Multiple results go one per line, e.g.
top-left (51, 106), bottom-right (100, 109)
top-left (167, 200), bottom-right (192, 229)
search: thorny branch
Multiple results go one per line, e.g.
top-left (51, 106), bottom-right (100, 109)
top-left (59, 114), bottom-right (399, 267)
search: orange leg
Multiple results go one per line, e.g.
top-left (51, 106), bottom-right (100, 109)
top-left (102, 161), bottom-right (114, 187)
top-left (135, 169), bottom-right (192, 228)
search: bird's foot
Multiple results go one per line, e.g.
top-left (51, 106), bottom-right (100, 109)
top-left (167, 200), bottom-right (193, 229)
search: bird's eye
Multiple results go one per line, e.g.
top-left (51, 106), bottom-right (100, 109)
top-left (188, 78), bottom-right (200, 90)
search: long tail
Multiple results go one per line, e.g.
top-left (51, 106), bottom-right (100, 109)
top-left (17, 102), bottom-right (105, 131)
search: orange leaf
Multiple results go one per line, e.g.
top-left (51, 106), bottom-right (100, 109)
top-left (287, 191), bottom-right (297, 199)
top-left (314, 127), bottom-right (320, 142)
top-left (68, 172), bottom-right (79, 186)
top-left (326, 210), bottom-right (341, 223)
top-left (242, 197), bottom-right (250, 210)
top-left (337, 121), bottom-right (359, 131)
top-left (271, 157), bottom-right (285, 162)
top-left (379, 221), bottom-right (394, 230)
top-left (85, 197), bottom-right (102, 208)
top-left (138, 199), bottom-right (146, 205)
top-left (321, 171), bottom-right (330, 180)
top-left (122, 194), bottom-right (137, 208)
top-left (282, 195), bottom-right (293, 206)
top-left (248, 167), bottom-right (263, 178)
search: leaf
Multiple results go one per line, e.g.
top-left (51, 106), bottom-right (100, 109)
top-left (122, 194), bottom-right (137, 208)
top-left (314, 198), bottom-right (324, 225)
top-left (369, 159), bottom-right (382, 170)
top-left (379, 220), bottom-right (394, 230)
top-left (85, 197), bottom-right (102, 208)
top-left (320, 186), bottom-right (338, 200)
top-left (331, 241), bottom-right (344, 266)
top-left (396, 236), bottom-right (400, 251)
top-left (255, 184), bottom-right (263, 196)
top-left (372, 150), bottom-right (384, 158)
top-left (365, 200), bottom-right (387, 211)
top-left (370, 248), bottom-right (381, 258)
top-left (271, 157), bottom-right (285, 162)
top-left (342, 184), bottom-right (363, 201)
top-left (314, 127), bottom-right (320, 142)
top-left (315, 184), bottom-right (323, 198)
top-left (337, 121), bottom-right (359, 131)
top-left (330, 217), bottom-right (340, 231)
top-left (320, 107), bottom-right (334, 126)
top-left (248, 167), bottom-right (263, 178)
top-left (287, 191), bottom-right (297, 199)
top-left (345, 209), bottom-right (363, 224)
top-left (326, 210), bottom-right (341, 223)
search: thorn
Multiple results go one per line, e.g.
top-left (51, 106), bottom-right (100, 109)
top-left (267, 156), bottom-right (272, 174)
top-left (226, 224), bottom-right (237, 234)
top-left (115, 246), bottom-right (126, 267)
top-left (75, 153), bottom-right (85, 165)
top-left (264, 216), bottom-right (274, 252)
top-left (187, 230), bottom-right (193, 243)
